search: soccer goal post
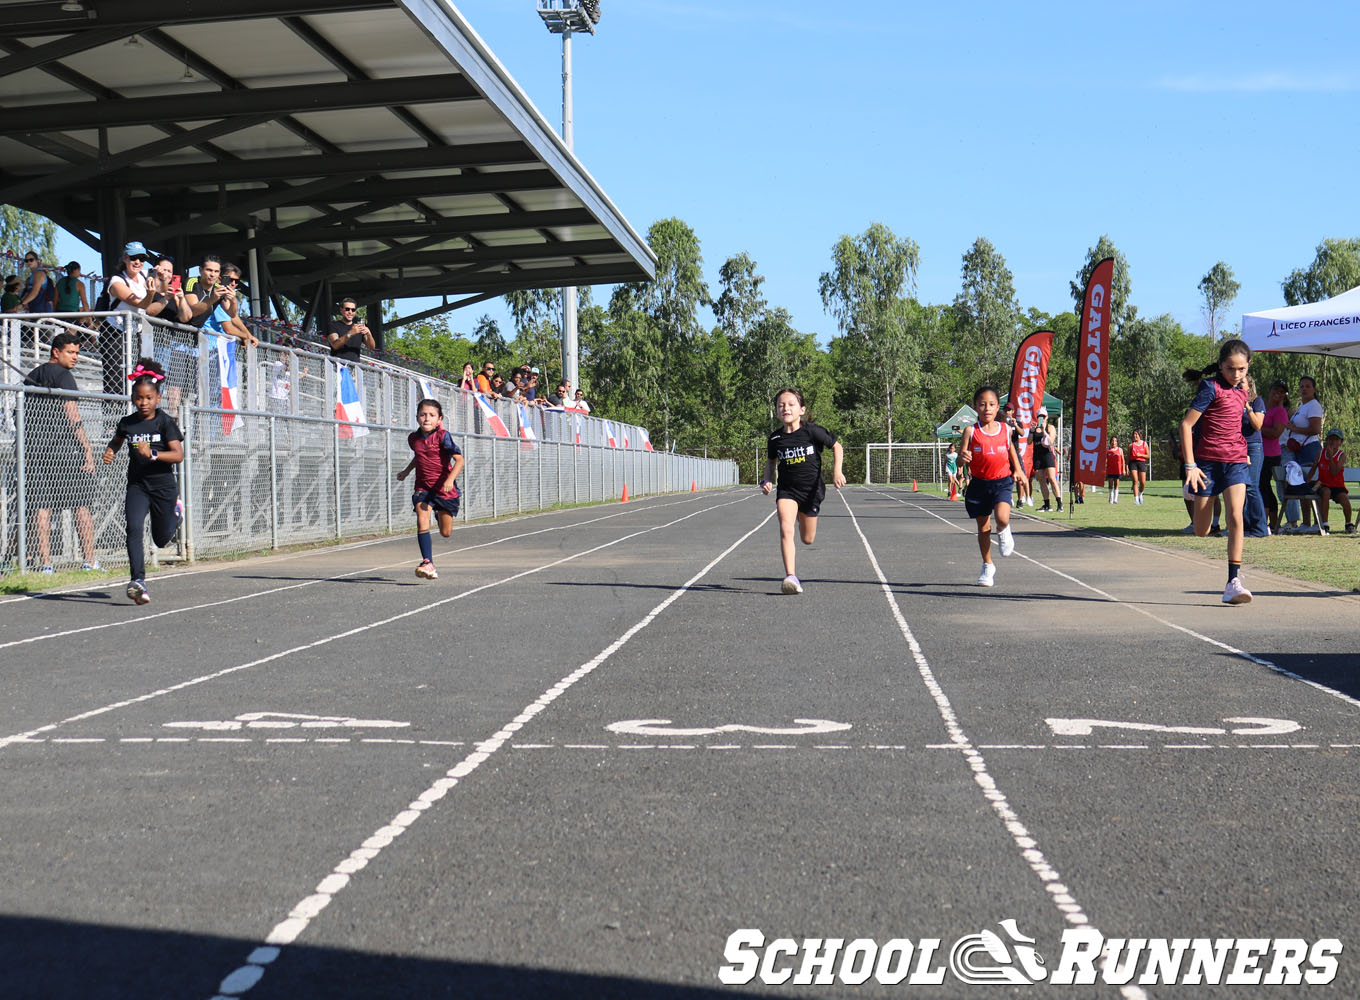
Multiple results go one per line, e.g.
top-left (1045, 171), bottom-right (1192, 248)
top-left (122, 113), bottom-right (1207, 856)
top-left (865, 442), bottom-right (947, 486)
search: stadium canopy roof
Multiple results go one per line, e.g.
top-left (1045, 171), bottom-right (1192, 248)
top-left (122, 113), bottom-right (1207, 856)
top-left (0, 0), bottom-right (655, 326)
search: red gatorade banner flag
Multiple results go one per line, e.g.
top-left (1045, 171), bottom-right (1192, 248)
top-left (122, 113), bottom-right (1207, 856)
top-left (1006, 329), bottom-right (1054, 476)
top-left (1072, 257), bottom-right (1113, 487)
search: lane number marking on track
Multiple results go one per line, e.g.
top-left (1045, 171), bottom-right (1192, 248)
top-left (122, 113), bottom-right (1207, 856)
top-left (163, 712), bottom-right (410, 732)
top-left (605, 718), bottom-right (852, 737)
top-left (1045, 716), bottom-right (1301, 737)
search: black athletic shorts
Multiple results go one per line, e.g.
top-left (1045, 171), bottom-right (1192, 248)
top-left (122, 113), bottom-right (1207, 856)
top-left (776, 477), bottom-right (825, 517)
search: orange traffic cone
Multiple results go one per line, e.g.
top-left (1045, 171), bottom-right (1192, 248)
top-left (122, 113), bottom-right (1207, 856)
top-left (948, 481), bottom-right (958, 501)
top-left (691, 480), bottom-right (697, 492)
top-left (620, 483), bottom-right (629, 503)
top-left (912, 480), bottom-right (919, 492)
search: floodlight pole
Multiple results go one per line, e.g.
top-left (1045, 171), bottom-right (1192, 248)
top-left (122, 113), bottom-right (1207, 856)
top-left (539, 1), bottom-right (598, 394)
top-left (560, 28), bottom-right (578, 393)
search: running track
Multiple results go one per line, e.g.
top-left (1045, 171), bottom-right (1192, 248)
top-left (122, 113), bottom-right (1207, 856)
top-left (3, 487), bottom-right (1357, 999)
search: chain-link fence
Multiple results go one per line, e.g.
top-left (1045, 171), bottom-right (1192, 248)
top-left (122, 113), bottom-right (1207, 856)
top-left (865, 442), bottom-right (947, 487)
top-left (1, 381), bottom-right (738, 573)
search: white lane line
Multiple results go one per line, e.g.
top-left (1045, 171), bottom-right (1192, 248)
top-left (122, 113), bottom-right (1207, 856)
top-left (203, 505), bottom-right (774, 1000)
top-left (865, 486), bottom-right (1360, 712)
top-left (0, 491), bottom-right (720, 650)
top-left (13, 739), bottom-right (1354, 752)
top-left (0, 495), bottom-right (757, 751)
top-left (841, 490), bottom-right (1149, 1000)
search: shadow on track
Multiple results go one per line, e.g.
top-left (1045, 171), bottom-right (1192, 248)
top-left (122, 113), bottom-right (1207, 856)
top-left (6, 914), bottom-right (768, 1000)
top-left (1264, 653), bottom-right (1360, 701)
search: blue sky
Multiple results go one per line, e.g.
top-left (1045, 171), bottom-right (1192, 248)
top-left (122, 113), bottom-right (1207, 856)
top-left (54, 1), bottom-right (1358, 344)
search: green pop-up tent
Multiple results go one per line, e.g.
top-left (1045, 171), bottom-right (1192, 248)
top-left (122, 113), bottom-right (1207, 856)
top-left (935, 404), bottom-right (977, 439)
top-left (998, 391), bottom-right (1064, 417)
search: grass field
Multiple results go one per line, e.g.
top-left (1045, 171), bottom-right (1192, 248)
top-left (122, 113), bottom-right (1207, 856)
top-left (913, 478), bottom-right (1359, 595)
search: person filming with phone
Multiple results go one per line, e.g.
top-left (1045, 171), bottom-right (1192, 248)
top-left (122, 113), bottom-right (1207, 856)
top-left (327, 297), bottom-right (375, 363)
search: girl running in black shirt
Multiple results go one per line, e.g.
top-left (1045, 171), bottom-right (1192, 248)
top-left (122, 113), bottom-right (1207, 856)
top-left (103, 359), bottom-right (184, 605)
top-left (759, 388), bottom-right (845, 594)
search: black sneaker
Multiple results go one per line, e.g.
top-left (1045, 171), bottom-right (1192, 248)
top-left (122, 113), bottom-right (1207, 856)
top-left (1039, 504), bottom-right (1051, 512)
top-left (1056, 499), bottom-right (1063, 511)
top-left (126, 580), bottom-right (150, 605)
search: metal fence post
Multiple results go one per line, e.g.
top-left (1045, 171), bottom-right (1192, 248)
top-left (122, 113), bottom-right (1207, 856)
top-left (491, 438), bottom-right (498, 520)
top-left (181, 406), bottom-right (194, 561)
top-left (385, 428), bottom-right (393, 533)
top-left (334, 421), bottom-right (342, 539)
top-left (269, 415), bottom-right (279, 550)
top-left (16, 389), bottom-right (26, 570)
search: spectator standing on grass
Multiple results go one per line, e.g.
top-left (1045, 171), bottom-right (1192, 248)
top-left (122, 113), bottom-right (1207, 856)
top-left (1283, 376), bottom-right (1324, 530)
top-left (1259, 380), bottom-right (1289, 534)
top-left (1127, 429), bottom-right (1150, 505)
top-left (1104, 436), bottom-right (1126, 503)
top-left (1241, 377), bottom-right (1269, 537)
top-left (327, 298), bottom-right (373, 363)
top-left (1032, 409), bottom-right (1061, 512)
top-left (24, 332), bottom-right (98, 573)
top-left (18, 250), bottom-right (55, 313)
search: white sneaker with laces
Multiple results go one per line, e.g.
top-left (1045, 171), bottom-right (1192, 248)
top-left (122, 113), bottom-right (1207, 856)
top-left (998, 526), bottom-right (1015, 557)
top-left (977, 563), bottom-right (996, 587)
top-left (1222, 577), bottom-right (1252, 605)
top-left (781, 574), bottom-right (803, 595)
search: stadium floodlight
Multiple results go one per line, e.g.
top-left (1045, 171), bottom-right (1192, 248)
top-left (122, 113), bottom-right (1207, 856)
top-left (537, 0), bottom-right (601, 35)
top-left (536, 0), bottom-right (603, 391)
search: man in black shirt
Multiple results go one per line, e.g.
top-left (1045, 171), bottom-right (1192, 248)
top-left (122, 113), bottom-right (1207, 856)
top-left (23, 332), bottom-right (98, 571)
top-left (327, 298), bottom-right (374, 363)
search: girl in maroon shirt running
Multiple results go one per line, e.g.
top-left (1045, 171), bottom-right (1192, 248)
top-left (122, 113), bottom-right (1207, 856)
top-left (397, 399), bottom-right (464, 580)
top-left (1180, 339), bottom-right (1263, 605)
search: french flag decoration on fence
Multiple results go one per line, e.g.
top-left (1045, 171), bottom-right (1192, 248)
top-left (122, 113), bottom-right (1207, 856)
top-left (517, 403), bottom-right (538, 450)
top-left (621, 425), bottom-right (630, 449)
top-left (216, 334), bottom-right (240, 435)
top-left (475, 393), bottom-right (511, 437)
top-left (604, 420), bottom-right (618, 448)
top-left (335, 366), bottom-right (370, 439)
top-left (640, 427), bottom-right (655, 452)
top-left (574, 412), bottom-right (585, 449)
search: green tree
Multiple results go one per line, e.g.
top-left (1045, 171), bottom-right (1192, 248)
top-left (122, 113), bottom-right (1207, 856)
top-left (818, 222), bottom-right (921, 442)
top-left (1282, 238), bottom-right (1360, 307)
top-left (0, 205), bottom-right (57, 262)
top-left (473, 313), bottom-right (506, 360)
top-left (714, 252), bottom-right (766, 343)
top-left (1198, 261), bottom-right (1241, 341)
top-left (952, 237), bottom-right (1021, 383)
top-left (1070, 235), bottom-right (1132, 333)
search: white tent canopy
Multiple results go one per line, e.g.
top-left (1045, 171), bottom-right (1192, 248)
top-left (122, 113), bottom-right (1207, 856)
top-left (1242, 286), bottom-right (1360, 358)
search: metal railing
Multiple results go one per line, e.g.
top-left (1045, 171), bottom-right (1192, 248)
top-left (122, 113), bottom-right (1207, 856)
top-left (1, 382), bottom-right (737, 574)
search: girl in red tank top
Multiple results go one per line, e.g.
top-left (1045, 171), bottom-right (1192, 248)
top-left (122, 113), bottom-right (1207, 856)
top-left (960, 385), bottom-right (1027, 587)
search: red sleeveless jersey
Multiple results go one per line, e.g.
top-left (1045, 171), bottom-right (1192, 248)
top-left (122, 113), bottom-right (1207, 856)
top-left (969, 423), bottom-right (1012, 480)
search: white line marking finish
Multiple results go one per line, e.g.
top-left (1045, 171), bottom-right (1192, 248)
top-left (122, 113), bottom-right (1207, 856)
top-left (202, 507), bottom-right (774, 1000)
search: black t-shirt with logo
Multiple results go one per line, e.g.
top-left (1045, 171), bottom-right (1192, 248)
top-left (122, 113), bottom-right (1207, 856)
top-left (767, 422), bottom-right (837, 495)
top-left (115, 409), bottom-right (183, 485)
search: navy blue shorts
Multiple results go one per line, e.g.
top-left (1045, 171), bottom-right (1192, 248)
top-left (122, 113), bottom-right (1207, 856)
top-left (1185, 461), bottom-right (1250, 498)
top-left (964, 476), bottom-right (1014, 518)
top-left (412, 490), bottom-right (460, 516)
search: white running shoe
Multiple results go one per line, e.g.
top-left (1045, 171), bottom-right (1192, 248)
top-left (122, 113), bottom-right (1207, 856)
top-left (977, 563), bottom-right (996, 587)
top-left (1024, 497), bottom-right (1035, 508)
top-left (415, 560), bottom-right (438, 580)
top-left (998, 526), bottom-right (1015, 557)
top-left (1222, 577), bottom-right (1252, 605)
top-left (781, 574), bottom-right (803, 595)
